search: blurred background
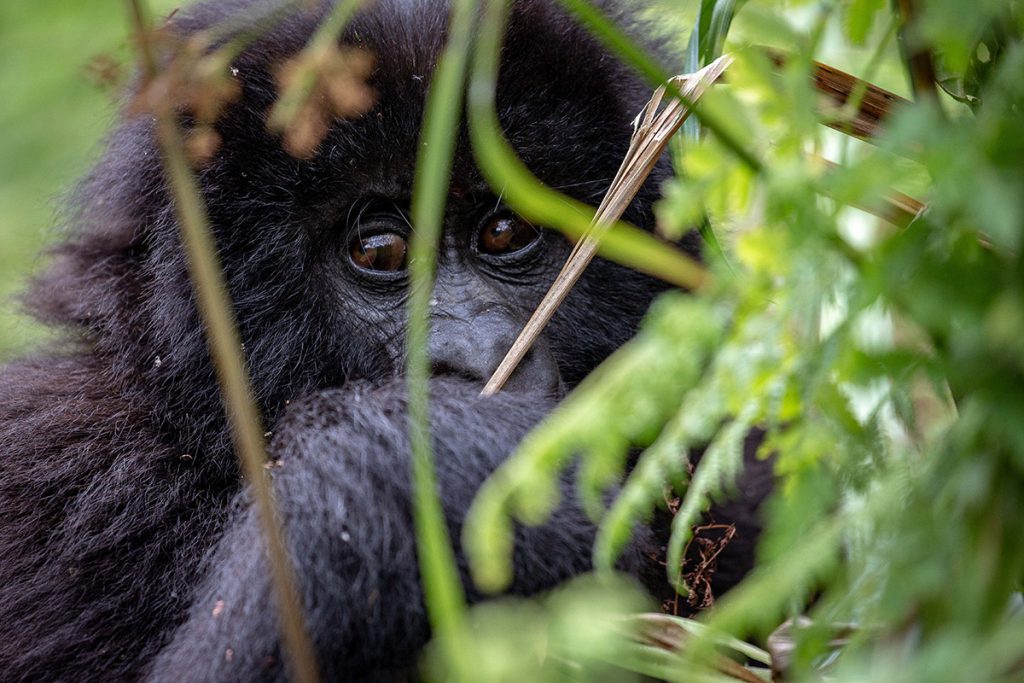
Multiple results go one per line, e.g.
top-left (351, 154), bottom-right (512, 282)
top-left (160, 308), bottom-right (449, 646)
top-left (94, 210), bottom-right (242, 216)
top-left (0, 0), bottom-right (176, 360)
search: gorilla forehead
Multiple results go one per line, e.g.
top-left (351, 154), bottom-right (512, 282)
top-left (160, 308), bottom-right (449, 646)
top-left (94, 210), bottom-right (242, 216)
top-left (191, 0), bottom-right (644, 206)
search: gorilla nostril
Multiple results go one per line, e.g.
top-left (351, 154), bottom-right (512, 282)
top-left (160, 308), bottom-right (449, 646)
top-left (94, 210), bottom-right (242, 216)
top-left (426, 310), bottom-right (561, 392)
top-left (500, 342), bottom-right (563, 397)
top-left (429, 360), bottom-right (485, 383)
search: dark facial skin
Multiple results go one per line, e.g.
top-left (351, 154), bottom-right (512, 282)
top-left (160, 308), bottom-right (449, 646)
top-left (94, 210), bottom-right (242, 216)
top-left (341, 196), bottom-right (563, 394)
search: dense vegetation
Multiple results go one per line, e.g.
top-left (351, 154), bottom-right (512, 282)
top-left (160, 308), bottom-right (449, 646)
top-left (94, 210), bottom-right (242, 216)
top-left (463, 1), bottom-right (1024, 680)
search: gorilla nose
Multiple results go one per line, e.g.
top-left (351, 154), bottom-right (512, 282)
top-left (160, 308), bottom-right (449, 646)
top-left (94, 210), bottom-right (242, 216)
top-left (427, 308), bottom-right (562, 396)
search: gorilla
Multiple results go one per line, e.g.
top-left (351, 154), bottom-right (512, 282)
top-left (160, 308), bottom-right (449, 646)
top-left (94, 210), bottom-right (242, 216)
top-left (0, 0), bottom-right (768, 680)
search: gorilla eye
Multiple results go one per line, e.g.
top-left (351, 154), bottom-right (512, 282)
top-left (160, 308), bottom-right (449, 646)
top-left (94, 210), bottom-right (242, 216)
top-left (477, 215), bottom-right (540, 256)
top-left (349, 233), bottom-right (408, 272)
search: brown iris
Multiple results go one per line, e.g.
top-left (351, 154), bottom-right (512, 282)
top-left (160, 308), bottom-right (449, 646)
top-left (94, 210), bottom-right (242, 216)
top-left (477, 215), bottom-right (539, 255)
top-left (349, 233), bottom-right (408, 272)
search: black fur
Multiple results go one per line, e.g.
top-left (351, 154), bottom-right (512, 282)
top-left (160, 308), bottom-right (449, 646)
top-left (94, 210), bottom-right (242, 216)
top-left (0, 1), bottom-right (759, 680)
top-left (147, 379), bottom-right (652, 681)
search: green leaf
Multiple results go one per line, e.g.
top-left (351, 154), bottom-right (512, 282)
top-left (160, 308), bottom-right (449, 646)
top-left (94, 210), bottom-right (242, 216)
top-left (843, 0), bottom-right (886, 46)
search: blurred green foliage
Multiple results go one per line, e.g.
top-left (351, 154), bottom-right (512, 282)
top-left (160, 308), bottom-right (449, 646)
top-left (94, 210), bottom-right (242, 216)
top-left (0, 0), bottom-right (176, 360)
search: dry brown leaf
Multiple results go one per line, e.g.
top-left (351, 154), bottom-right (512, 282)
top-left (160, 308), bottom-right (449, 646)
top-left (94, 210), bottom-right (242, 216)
top-left (271, 44), bottom-right (375, 158)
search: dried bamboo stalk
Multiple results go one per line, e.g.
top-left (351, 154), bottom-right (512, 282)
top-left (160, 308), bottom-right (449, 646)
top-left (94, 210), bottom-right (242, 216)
top-left (810, 153), bottom-right (925, 226)
top-left (765, 48), bottom-right (911, 139)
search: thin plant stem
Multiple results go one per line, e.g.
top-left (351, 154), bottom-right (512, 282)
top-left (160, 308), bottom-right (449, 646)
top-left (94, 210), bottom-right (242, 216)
top-left (405, 0), bottom-right (479, 678)
top-left (124, 3), bottom-right (318, 681)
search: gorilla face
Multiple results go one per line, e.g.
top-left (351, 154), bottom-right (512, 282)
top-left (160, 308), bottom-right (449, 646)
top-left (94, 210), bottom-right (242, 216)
top-left (338, 197), bottom-right (566, 395)
top-left (39, 0), bottom-right (672, 441)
